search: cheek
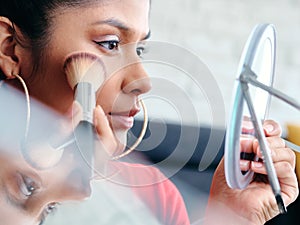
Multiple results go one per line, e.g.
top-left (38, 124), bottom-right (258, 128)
top-left (26, 49), bottom-right (75, 113)
top-left (96, 78), bottom-right (120, 112)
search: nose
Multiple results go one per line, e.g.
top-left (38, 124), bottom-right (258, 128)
top-left (121, 58), bottom-right (152, 96)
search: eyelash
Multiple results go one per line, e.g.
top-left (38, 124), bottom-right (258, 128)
top-left (95, 40), bottom-right (119, 52)
top-left (95, 40), bottom-right (147, 57)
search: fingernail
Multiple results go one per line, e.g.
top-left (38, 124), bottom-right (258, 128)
top-left (264, 124), bottom-right (274, 133)
top-left (240, 160), bottom-right (250, 167)
top-left (252, 161), bottom-right (264, 168)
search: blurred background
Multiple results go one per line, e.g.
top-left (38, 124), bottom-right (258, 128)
top-left (143, 0), bottom-right (300, 224)
top-left (148, 0), bottom-right (300, 130)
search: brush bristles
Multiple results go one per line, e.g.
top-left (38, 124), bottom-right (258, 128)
top-left (64, 52), bottom-right (105, 90)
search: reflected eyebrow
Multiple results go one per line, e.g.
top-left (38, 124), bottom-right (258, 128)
top-left (4, 186), bottom-right (47, 225)
top-left (38, 212), bottom-right (46, 225)
top-left (38, 218), bottom-right (45, 225)
top-left (5, 187), bottom-right (26, 211)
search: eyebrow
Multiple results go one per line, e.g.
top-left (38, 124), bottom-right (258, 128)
top-left (92, 18), bottom-right (151, 41)
top-left (4, 184), bottom-right (26, 211)
top-left (38, 212), bottom-right (46, 225)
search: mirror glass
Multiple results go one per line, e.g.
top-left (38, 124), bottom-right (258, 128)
top-left (224, 24), bottom-right (276, 189)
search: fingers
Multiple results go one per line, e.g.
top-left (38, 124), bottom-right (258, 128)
top-left (263, 120), bottom-right (282, 137)
top-left (250, 147), bottom-right (296, 174)
top-left (238, 119), bottom-right (299, 209)
top-left (240, 147), bottom-right (295, 173)
top-left (239, 119), bottom-right (295, 175)
top-left (240, 118), bottom-right (281, 137)
top-left (253, 136), bottom-right (285, 157)
top-left (93, 105), bottom-right (112, 139)
top-left (240, 120), bottom-right (282, 154)
top-left (240, 119), bottom-right (284, 157)
top-left (251, 156), bottom-right (299, 205)
top-left (93, 105), bottom-right (118, 156)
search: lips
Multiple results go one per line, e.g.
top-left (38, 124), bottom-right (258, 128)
top-left (108, 109), bottom-right (140, 130)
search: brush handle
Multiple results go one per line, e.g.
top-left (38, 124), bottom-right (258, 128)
top-left (75, 82), bottom-right (95, 124)
top-left (73, 82), bottom-right (96, 178)
top-left (73, 120), bottom-right (95, 178)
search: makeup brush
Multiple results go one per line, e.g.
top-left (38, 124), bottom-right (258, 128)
top-left (63, 52), bottom-right (106, 177)
top-left (64, 52), bottom-right (106, 123)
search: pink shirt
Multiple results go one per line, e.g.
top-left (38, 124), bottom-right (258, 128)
top-left (108, 162), bottom-right (191, 225)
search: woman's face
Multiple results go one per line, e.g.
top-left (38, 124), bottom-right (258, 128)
top-left (0, 0), bottom-right (150, 224)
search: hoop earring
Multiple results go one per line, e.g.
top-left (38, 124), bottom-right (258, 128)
top-left (13, 74), bottom-right (31, 139)
top-left (111, 99), bottom-right (148, 160)
top-left (12, 74), bottom-right (47, 169)
top-left (14, 74), bottom-right (68, 170)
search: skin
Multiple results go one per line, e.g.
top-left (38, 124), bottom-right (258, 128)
top-left (205, 120), bottom-right (299, 225)
top-left (0, 0), bottom-right (298, 225)
top-left (0, 0), bottom-right (150, 224)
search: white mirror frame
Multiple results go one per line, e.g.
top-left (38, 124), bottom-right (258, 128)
top-left (224, 23), bottom-right (276, 189)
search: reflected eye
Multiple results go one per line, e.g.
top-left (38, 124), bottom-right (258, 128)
top-left (136, 46), bottom-right (145, 57)
top-left (136, 43), bottom-right (148, 58)
top-left (40, 202), bottom-right (59, 225)
top-left (45, 202), bottom-right (59, 214)
top-left (20, 175), bottom-right (37, 197)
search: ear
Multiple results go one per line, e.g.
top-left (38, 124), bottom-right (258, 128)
top-left (0, 16), bottom-right (20, 79)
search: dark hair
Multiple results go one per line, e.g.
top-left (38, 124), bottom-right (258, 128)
top-left (0, 0), bottom-right (97, 49)
top-left (0, 0), bottom-right (96, 79)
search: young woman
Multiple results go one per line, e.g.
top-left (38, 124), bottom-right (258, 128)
top-left (0, 0), bottom-right (298, 224)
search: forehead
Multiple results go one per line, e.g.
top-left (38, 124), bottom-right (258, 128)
top-left (53, 0), bottom-right (150, 32)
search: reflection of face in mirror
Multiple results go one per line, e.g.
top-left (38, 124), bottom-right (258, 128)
top-left (0, 145), bottom-right (91, 225)
top-left (0, 0), bottom-right (151, 224)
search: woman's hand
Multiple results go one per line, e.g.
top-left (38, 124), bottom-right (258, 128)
top-left (205, 120), bottom-right (299, 225)
top-left (92, 105), bottom-right (119, 176)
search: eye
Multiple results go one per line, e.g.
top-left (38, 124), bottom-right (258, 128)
top-left (95, 40), bottom-right (119, 52)
top-left (40, 202), bottom-right (59, 225)
top-left (45, 202), bottom-right (59, 214)
top-left (20, 175), bottom-right (37, 197)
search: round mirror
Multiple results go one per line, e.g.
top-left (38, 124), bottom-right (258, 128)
top-left (224, 23), bottom-right (276, 189)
